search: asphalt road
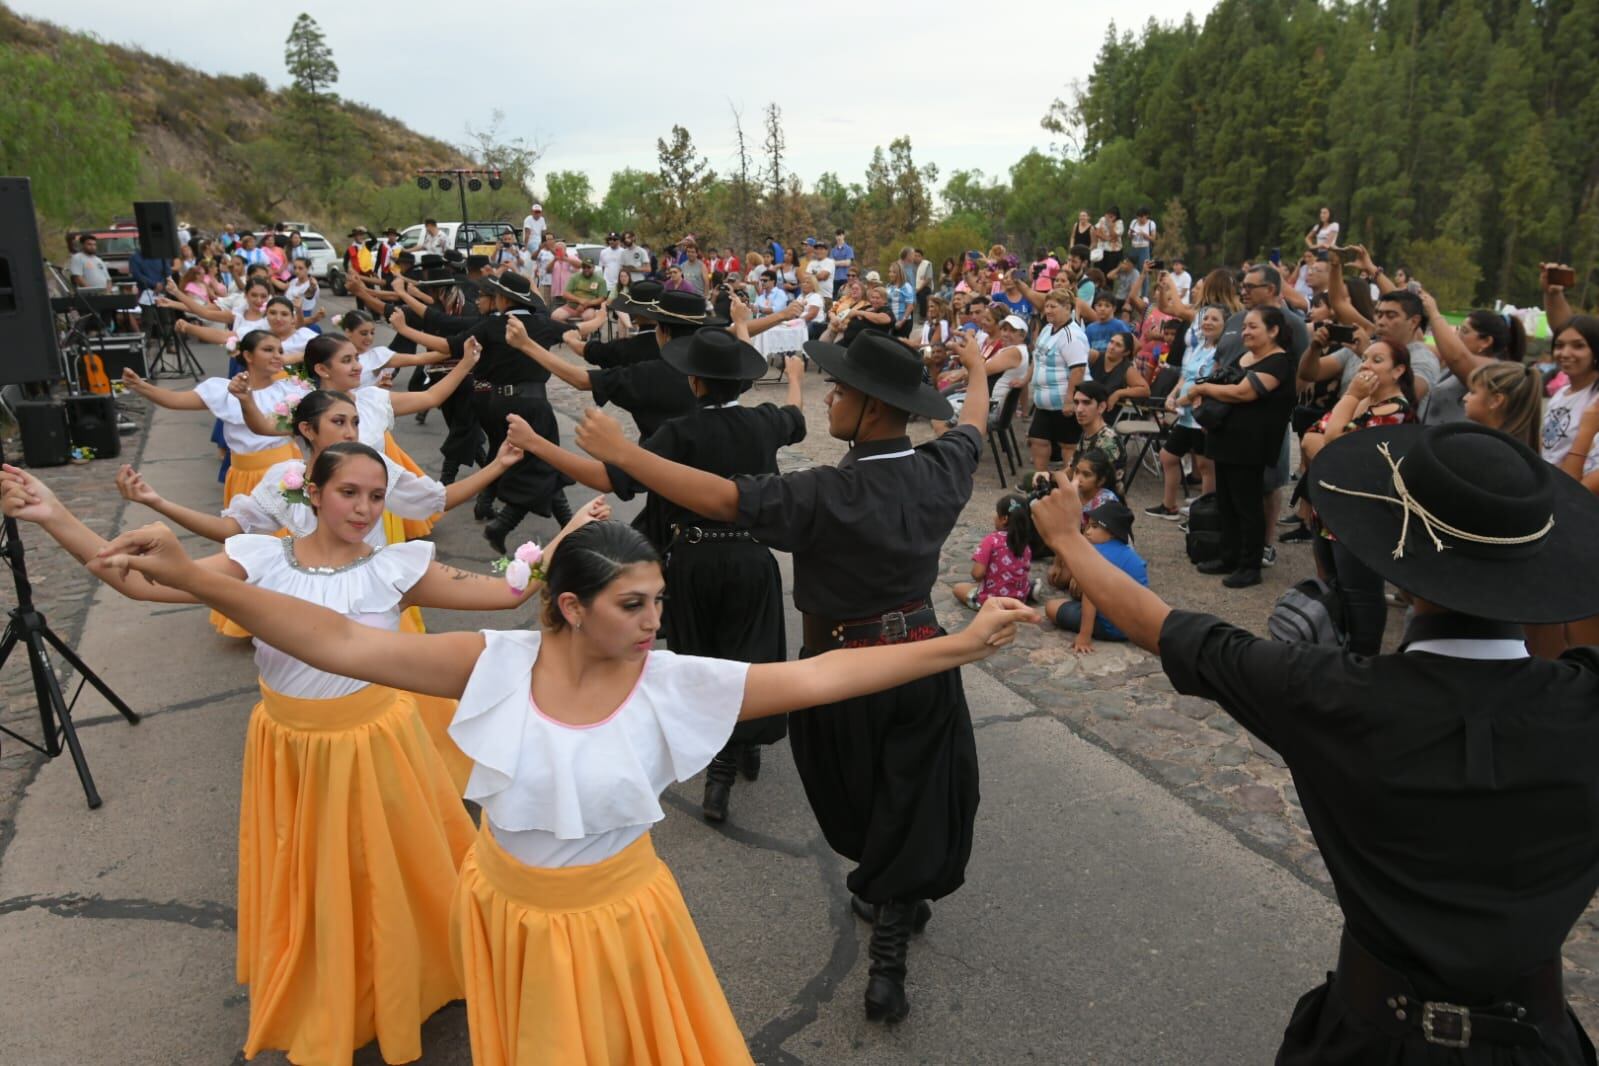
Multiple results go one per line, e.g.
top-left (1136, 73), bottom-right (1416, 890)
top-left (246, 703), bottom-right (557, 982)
top-left (0, 309), bottom-right (1343, 1064)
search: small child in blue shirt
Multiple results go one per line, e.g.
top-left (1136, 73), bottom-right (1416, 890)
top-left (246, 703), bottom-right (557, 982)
top-left (1043, 499), bottom-right (1149, 654)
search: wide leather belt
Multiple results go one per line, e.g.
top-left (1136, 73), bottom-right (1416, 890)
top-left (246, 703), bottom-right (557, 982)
top-left (1334, 929), bottom-right (1563, 1050)
top-left (472, 381), bottom-right (544, 396)
top-left (802, 599), bottom-right (939, 650)
top-left (671, 524), bottom-right (756, 545)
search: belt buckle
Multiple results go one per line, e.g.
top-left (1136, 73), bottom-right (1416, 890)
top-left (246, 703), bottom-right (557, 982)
top-left (1421, 1002), bottom-right (1471, 1048)
top-left (881, 611), bottom-right (908, 640)
top-left (499, 384), bottom-right (516, 397)
top-left (683, 526), bottom-right (703, 544)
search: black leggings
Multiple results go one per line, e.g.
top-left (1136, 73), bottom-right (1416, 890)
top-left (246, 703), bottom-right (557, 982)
top-left (1314, 535), bottom-right (1388, 655)
top-left (1213, 461), bottom-right (1265, 569)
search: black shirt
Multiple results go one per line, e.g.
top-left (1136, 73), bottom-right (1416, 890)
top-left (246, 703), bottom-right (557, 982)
top-left (1160, 609), bottom-right (1599, 1001)
top-left (735, 426), bottom-right (982, 618)
top-left (445, 309), bottom-right (550, 388)
top-left (591, 360), bottom-right (698, 438)
top-left (583, 331), bottom-right (660, 370)
top-left (1089, 353), bottom-right (1136, 418)
top-left (608, 402), bottom-right (807, 549)
top-left (1203, 348), bottom-right (1295, 465)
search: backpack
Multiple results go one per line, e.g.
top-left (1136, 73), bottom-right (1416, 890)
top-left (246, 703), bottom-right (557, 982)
top-left (1183, 493), bottom-right (1224, 565)
top-left (1268, 578), bottom-right (1346, 647)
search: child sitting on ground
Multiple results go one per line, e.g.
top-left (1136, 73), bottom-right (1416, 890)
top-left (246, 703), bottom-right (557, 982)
top-left (953, 493), bottom-right (1034, 609)
top-left (1042, 498), bottom-right (1148, 654)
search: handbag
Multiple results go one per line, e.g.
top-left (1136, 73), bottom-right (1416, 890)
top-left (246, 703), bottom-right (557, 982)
top-left (1193, 361), bottom-right (1246, 430)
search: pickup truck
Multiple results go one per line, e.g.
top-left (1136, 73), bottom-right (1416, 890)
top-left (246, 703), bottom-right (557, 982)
top-left (396, 221), bottom-right (516, 260)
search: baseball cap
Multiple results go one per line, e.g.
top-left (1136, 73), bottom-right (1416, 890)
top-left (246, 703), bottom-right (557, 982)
top-left (865, 270), bottom-right (882, 283)
top-left (531, 203), bottom-right (543, 212)
top-left (803, 237), bottom-right (818, 246)
top-left (1002, 314), bottom-right (1028, 331)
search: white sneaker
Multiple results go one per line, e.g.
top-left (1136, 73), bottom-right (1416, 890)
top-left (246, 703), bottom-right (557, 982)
top-left (1261, 545), bottom-right (1277, 567)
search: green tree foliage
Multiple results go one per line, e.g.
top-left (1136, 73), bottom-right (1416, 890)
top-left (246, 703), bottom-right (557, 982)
top-left (1031, 0), bottom-right (1599, 305)
top-left (0, 37), bottom-right (137, 225)
top-left (542, 170), bottom-right (596, 238)
top-left (282, 14), bottom-right (346, 188)
top-left (651, 125), bottom-right (716, 248)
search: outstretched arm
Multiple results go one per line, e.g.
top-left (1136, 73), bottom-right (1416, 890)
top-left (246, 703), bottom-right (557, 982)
top-left (385, 309), bottom-right (453, 353)
top-left (385, 339), bottom-right (480, 416)
top-left (94, 522), bottom-right (487, 698)
top-left (117, 465), bottom-right (243, 542)
top-left (574, 408), bottom-right (736, 519)
top-left (0, 466), bottom-right (221, 603)
top-left (739, 598), bottom-right (1034, 718)
top-left (950, 332), bottom-right (990, 433)
top-left (120, 369), bottom-right (208, 411)
top-left (404, 496), bottom-right (610, 610)
top-left (1542, 263), bottom-right (1576, 334)
top-left (1420, 289), bottom-right (1491, 382)
top-left (1030, 472), bottom-right (1169, 652)
top-left (504, 316), bottom-right (593, 391)
top-left (506, 414), bottom-right (613, 492)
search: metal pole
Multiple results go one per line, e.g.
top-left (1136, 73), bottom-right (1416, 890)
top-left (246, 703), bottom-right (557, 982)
top-left (457, 170), bottom-right (469, 228)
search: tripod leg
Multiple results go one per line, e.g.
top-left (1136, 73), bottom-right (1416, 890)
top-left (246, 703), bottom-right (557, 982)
top-left (26, 631), bottom-right (101, 808)
top-left (39, 624), bottom-right (140, 725)
top-left (0, 622), bottom-right (19, 673)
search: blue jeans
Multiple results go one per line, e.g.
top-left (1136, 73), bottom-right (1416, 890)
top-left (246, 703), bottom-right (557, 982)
top-left (1052, 600), bottom-right (1127, 640)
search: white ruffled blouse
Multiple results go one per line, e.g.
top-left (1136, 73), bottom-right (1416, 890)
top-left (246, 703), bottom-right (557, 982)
top-left (358, 347), bottom-right (398, 387)
top-left (222, 455), bottom-right (445, 549)
top-left (194, 377), bottom-right (309, 455)
top-left (353, 385), bottom-right (396, 451)
top-left (226, 534), bottom-right (433, 700)
top-left (450, 630), bottom-right (750, 869)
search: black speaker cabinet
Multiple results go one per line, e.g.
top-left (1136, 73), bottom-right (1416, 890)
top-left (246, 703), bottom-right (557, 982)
top-left (13, 400), bottom-right (72, 467)
top-left (133, 201), bottom-right (181, 260)
top-left (0, 177), bottom-right (62, 386)
top-left (93, 332), bottom-right (147, 380)
top-left (64, 393), bottom-right (120, 459)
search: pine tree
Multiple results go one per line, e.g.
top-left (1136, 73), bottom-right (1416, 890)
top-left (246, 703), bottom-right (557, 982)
top-left (652, 126), bottom-right (715, 249)
top-left (283, 14), bottom-right (342, 190)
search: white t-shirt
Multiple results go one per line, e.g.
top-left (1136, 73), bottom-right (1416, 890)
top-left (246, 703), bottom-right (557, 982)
top-left (451, 630), bottom-right (749, 868)
top-left (522, 215), bottom-right (547, 247)
top-left (1129, 218), bottom-right (1157, 249)
top-left (811, 257), bottom-right (836, 298)
top-left (1171, 270), bottom-right (1193, 303)
top-left (1542, 384), bottom-right (1599, 467)
top-left (1313, 222), bottom-right (1341, 248)
top-left (597, 246), bottom-right (624, 289)
top-left (800, 292), bottom-right (826, 322)
top-left (225, 535), bottom-right (432, 699)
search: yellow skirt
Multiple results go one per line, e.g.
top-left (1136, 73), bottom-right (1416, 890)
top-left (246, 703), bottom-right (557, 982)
top-left (238, 682), bottom-right (474, 1066)
top-left (453, 826), bottom-right (753, 1066)
top-left (384, 432), bottom-right (438, 540)
top-left (214, 443), bottom-right (302, 638)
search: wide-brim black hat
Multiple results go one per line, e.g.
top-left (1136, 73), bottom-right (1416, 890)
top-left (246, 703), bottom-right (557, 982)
top-left (614, 286), bottom-right (727, 327)
top-left (611, 279), bottom-right (663, 315)
top-left (1308, 423), bottom-right (1599, 623)
top-left (479, 271), bottom-right (537, 307)
top-left (660, 329), bottom-right (766, 381)
top-left (804, 330), bottom-right (953, 420)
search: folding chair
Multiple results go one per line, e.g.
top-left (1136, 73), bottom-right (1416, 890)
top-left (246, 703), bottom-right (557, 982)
top-left (1112, 366), bottom-right (1181, 494)
top-left (987, 388), bottom-right (1024, 485)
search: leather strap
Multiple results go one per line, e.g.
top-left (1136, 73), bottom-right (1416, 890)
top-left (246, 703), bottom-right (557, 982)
top-left (1334, 929), bottom-right (1562, 1050)
top-left (802, 600), bottom-right (938, 650)
top-left (671, 524), bottom-right (756, 546)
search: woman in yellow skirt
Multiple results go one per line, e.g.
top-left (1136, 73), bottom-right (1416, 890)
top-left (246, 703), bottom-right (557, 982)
top-left (110, 389), bottom-right (528, 791)
top-left (238, 332), bottom-right (477, 541)
top-left (1, 451), bottom-right (611, 1066)
top-left (90, 518), bottom-right (1033, 1066)
top-left (120, 330), bottom-right (305, 507)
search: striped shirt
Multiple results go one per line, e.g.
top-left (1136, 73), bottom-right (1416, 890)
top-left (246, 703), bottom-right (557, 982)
top-left (1030, 319), bottom-right (1091, 411)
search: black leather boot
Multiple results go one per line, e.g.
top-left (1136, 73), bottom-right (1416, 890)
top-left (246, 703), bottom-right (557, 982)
top-left (864, 900), bottom-right (915, 1023)
top-left (702, 751), bottom-right (736, 823)
top-left (851, 894), bottom-right (932, 933)
top-left (484, 506), bottom-right (527, 557)
top-left (440, 461), bottom-right (460, 486)
top-left (735, 743), bottom-right (761, 781)
top-left (550, 490), bottom-right (574, 527)
top-left (473, 490), bottom-right (497, 522)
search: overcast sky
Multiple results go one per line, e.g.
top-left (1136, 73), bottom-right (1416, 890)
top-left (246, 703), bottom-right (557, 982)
top-left (17, 2), bottom-right (1215, 202)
